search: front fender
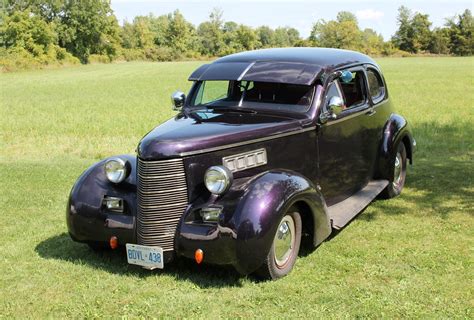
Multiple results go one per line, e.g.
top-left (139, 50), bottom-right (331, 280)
top-left (229, 170), bottom-right (331, 274)
top-left (66, 155), bottom-right (137, 245)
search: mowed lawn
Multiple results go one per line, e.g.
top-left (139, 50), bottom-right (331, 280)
top-left (1, 57), bottom-right (473, 318)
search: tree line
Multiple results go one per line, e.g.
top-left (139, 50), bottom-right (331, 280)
top-left (0, 1), bottom-right (473, 71)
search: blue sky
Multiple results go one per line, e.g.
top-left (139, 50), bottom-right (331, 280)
top-left (111, 0), bottom-right (473, 40)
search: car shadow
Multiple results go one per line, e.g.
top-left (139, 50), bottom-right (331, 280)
top-left (35, 233), bottom-right (249, 288)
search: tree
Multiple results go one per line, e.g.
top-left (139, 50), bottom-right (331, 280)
top-left (361, 28), bottom-right (384, 55)
top-left (392, 6), bottom-right (433, 53)
top-left (392, 6), bottom-right (413, 52)
top-left (196, 8), bottom-right (225, 56)
top-left (337, 11), bottom-right (357, 23)
top-left (310, 13), bottom-right (362, 51)
top-left (446, 9), bottom-right (474, 56)
top-left (411, 13), bottom-right (432, 52)
top-left (0, 9), bottom-right (57, 54)
top-left (58, 0), bottom-right (121, 63)
top-left (429, 27), bottom-right (450, 54)
top-left (256, 26), bottom-right (274, 48)
top-left (165, 10), bottom-right (193, 54)
top-left (235, 25), bottom-right (257, 50)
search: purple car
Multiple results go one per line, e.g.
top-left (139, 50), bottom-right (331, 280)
top-left (66, 48), bottom-right (416, 279)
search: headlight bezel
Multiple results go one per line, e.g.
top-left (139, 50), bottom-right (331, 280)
top-left (104, 157), bottom-right (130, 184)
top-left (204, 165), bottom-right (233, 195)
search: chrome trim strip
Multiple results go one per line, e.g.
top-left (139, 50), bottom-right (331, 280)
top-left (178, 126), bottom-right (316, 157)
top-left (237, 62), bottom-right (256, 81)
top-left (322, 102), bottom-right (381, 126)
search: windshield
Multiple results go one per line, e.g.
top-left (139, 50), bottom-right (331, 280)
top-left (189, 80), bottom-right (315, 113)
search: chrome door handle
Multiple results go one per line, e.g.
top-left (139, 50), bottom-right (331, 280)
top-left (366, 108), bottom-right (376, 116)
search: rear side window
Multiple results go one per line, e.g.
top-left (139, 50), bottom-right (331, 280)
top-left (367, 68), bottom-right (385, 103)
top-left (339, 70), bottom-right (367, 109)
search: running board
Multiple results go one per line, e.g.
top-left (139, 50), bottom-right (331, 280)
top-left (327, 180), bottom-right (389, 230)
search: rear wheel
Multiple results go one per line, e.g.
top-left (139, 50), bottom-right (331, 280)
top-left (256, 208), bottom-right (302, 280)
top-left (380, 143), bottom-right (407, 199)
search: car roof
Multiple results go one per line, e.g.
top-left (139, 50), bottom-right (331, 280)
top-left (189, 48), bottom-right (378, 85)
top-left (214, 47), bottom-right (376, 68)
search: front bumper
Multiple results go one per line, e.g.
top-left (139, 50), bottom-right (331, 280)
top-left (67, 199), bottom-right (242, 269)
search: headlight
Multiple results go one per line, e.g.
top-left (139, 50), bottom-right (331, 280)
top-left (104, 157), bottom-right (130, 184)
top-left (204, 166), bottom-right (233, 195)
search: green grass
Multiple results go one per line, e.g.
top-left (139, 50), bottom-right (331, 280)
top-left (1, 58), bottom-right (473, 318)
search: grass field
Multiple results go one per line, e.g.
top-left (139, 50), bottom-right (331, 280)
top-left (1, 57), bottom-right (473, 318)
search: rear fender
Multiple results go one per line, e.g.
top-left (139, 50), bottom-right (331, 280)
top-left (377, 113), bottom-right (415, 178)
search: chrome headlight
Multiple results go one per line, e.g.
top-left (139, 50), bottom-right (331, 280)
top-left (204, 166), bottom-right (233, 195)
top-left (104, 157), bottom-right (130, 184)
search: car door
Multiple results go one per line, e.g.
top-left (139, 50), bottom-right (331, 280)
top-left (317, 69), bottom-right (372, 206)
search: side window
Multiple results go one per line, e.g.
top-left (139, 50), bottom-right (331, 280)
top-left (339, 70), bottom-right (367, 109)
top-left (367, 68), bottom-right (385, 103)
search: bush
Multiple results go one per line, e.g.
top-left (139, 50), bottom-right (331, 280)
top-left (0, 46), bottom-right (79, 72)
top-left (88, 54), bottom-right (112, 64)
top-left (121, 48), bottom-right (146, 61)
top-left (143, 46), bottom-right (177, 61)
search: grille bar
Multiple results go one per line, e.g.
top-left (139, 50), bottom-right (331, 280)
top-left (137, 157), bottom-right (188, 251)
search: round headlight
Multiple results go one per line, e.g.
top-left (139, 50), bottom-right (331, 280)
top-left (204, 166), bottom-right (233, 195)
top-left (104, 157), bottom-right (130, 184)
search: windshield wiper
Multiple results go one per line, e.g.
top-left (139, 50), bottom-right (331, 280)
top-left (211, 106), bottom-right (257, 114)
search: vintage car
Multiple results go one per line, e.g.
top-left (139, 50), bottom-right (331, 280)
top-left (66, 48), bottom-right (416, 279)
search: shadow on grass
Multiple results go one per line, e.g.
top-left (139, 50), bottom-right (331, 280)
top-left (360, 121), bottom-right (473, 221)
top-left (35, 233), bottom-right (247, 288)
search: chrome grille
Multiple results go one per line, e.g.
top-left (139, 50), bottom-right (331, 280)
top-left (137, 157), bottom-right (188, 251)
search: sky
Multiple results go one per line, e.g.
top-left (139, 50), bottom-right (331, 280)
top-left (111, 0), bottom-right (473, 40)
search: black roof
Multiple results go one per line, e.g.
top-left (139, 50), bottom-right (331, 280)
top-left (189, 48), bottom-right (378, 85)
top-left (215, 47), bottom-right (376, 67)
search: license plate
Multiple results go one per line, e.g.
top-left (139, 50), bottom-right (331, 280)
top-left (126, 243), bottom-right (164, 269)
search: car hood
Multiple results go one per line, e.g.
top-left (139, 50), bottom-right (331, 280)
top-left (137, 110), bottom-right (304, 160)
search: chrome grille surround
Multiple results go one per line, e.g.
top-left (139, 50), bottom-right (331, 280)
top-left (137, 157), bottom-right (188, 251)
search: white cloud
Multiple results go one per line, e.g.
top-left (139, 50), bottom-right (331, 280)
top-left (356, 9), bottom-right (384, 20)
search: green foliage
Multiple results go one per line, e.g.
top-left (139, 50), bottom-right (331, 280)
top-left (429, 27), bottom-right (450, 54)
top-left (256, 25), bottom-right (274, 48)
top-left (392, 6), bottom-right (472, 55)
top-left (310, 16), bottom-right (364, 51)
top-left (58, 0), bottom-right (121, 63)
top-left (0, 9), bottom-right (56, 55)
top-left (165, 10), bottom-right (194, 54)
top-left (0, 7), bottom-right (79, 71)
top-left (1, 3), bottom-right (473, 70)
top-left (272, 27), bottom-right (300, 47)
top-left (445, 9), bottom-right (474, 56)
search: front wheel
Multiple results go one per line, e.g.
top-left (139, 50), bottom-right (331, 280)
top-left (380, 143), bottom-right (407, 199)
top-left (256, 208), bottom-right (302, 280)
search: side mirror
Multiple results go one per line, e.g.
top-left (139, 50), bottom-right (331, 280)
top-left (327, 96), bottom-right (344, 119)
top-left (320, 96), bottom-right (344, 123)
top-left (171, 91), bottom-right (186, 111)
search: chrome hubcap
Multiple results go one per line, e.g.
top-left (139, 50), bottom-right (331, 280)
top-left (393, 152), bottom-right (403, 187)
top-left (273, 215), bottom-right (296, 268)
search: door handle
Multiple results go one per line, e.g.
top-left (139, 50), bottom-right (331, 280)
top-left (366, 108), bottom-right (376, 116)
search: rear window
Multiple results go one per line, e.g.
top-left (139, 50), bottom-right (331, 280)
top-left (191, 80), bottom-right (315, 113)
top-left (367, 68), bottom-right (385, 103)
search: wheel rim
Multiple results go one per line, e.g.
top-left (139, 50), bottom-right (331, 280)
top-left (393, 151), bottom-right (403, 188)
top-left (273, 215), bottom-right (296, 268)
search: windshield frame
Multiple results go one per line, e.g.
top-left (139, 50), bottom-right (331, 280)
top-left (185, 80), bottom-right (317, 116)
